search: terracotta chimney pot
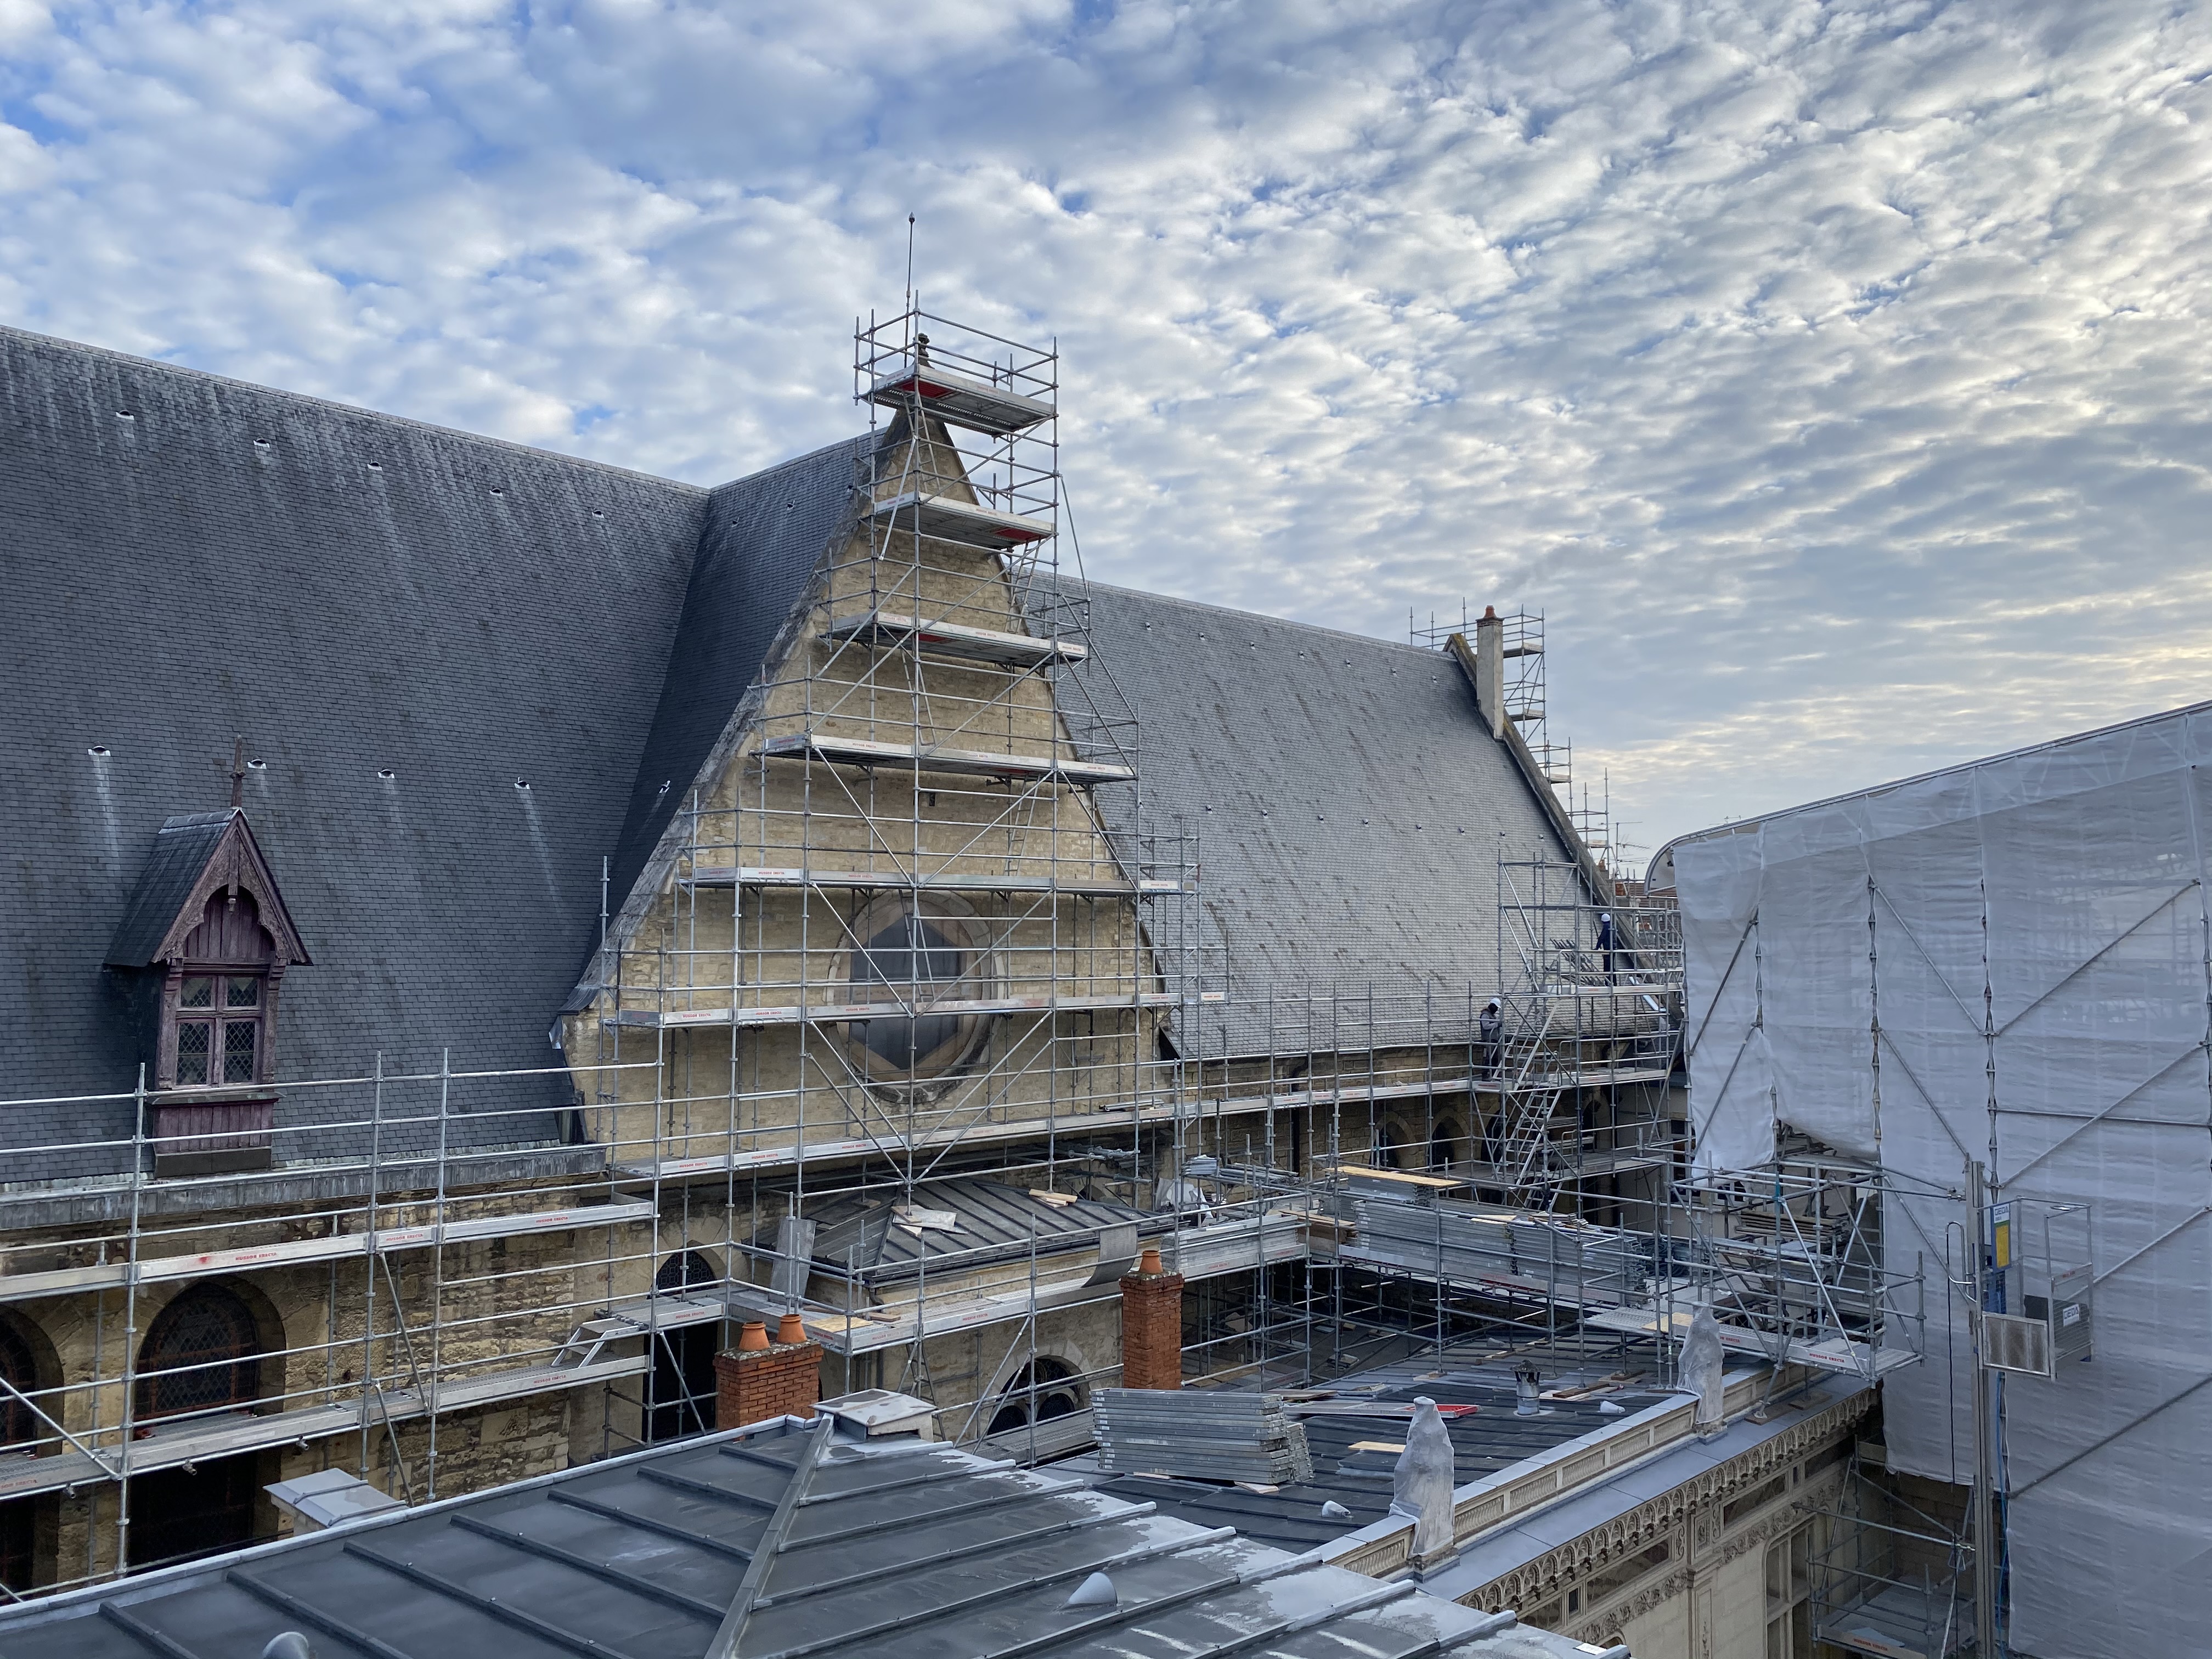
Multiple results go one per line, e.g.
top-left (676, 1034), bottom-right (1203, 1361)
top-left (736, 1319), bottom-right (770, 1353)
top-left (776, 1312), bottom-right (806, 1345)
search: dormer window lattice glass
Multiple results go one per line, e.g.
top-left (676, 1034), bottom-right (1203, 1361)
top-left (174, 970), bottom-right (265, 1087)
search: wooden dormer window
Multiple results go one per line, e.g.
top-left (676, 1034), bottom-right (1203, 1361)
top-left (165, 884), bottom-right (280, 1088)
top-left (108, 810), bottom-right (310, 1096)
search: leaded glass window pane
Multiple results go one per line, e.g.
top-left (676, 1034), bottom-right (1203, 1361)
top-left (225, 975), bottom-right (260, 1008)
top-left (175, 1023), bottom-right (211, 1086)
top-left (179, 977), bottom-right (214, 1009)
top-left (222, 1022), bottom-right (257, 1084)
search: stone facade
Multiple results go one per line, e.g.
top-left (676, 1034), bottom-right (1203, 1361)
top-left (562, 418), bottom-right (1160, 1173)
top-left (1458, 1387), bottom-right (1874, 1659)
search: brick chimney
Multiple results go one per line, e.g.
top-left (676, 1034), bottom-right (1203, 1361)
top-left (1119, 1244), bottom-right (1184, 1390)
top-left (713, 1318), bottom-right (822, 1429)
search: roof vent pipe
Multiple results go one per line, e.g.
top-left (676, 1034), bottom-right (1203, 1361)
top-left (1065, 1571), bottom-right (1115, 1608)
top-left (1514, 1364), bottom-right (1543, 1415)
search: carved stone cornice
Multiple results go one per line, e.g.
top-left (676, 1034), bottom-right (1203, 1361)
top-left (1458, 1387), bottom-right (1874, 1628)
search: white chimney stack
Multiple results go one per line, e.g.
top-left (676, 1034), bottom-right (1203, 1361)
top-left (1473, 606), bottom-right (1505, 740)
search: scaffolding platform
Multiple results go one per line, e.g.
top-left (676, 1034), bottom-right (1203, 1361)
top-left (759, 732), bottom-right (1133, 786)
top-left (801, 1210), bottom-right (1310, 1356)
top-left (0, 1200), bottom-right (657, 1306)
top-left (680, 865), bottom-right (1180, 896)
top-left (1454, 1144), bottom-right (1675, 1185)
top-left (822, 609), bottom-right (1086, 667)
top-left (0, 1353), bottom-right (647, 1502)
top-left (1582, 1306), bottom-right (1919, 1379)
top-left (1190, 1068), bottom-right (1674, 1130)
top-left (1816, 1584), bottom-right (1972, 1658)
top-left (866, 490), bottom-right (1052, 550)
top-left (603, 988), bottom-right (1180, 1031)
top-left (865, 363), bottom-right (1053, 436)
top-left (608, 1077), bottom-right (1234, 1184)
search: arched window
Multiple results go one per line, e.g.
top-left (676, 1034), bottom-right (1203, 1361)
top-left (135, 1285), bottom-right (262, 1423)
top-left (646, 1252), bottom-right (723, 1444)
top-left (843, 899), bottom-right (992, 1090)
top-left (126, 1287), bottom-right (268, 1572)
top-left (0, 1318), bottom-right (41, 1452)
top-left (0, 1313), bottom-right (56, 1593)
top-left (987, 1357), bottom-right (1082, 1436)
top-left (655, 1251), bottom-right (720, 1294)
top-left (1430, 1119), bottom-right (1462, 1172)
top-left (1377, 1120), bottom-right (1418, 1170)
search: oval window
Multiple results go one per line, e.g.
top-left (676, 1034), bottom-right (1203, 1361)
top-left (842, 898), bottom-right (994, 1091)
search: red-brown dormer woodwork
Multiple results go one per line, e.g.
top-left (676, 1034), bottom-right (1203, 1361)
top-left (167, 891), bottom-right (279, 1088)
top-left (106, 810), bottom-right (311, 1171)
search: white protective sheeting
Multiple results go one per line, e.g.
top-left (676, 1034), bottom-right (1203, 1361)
top-left (1668, 701), bottom-right (2212, 1659)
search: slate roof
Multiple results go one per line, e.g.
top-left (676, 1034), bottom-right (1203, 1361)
top-left (1061, 584), bottom-right (1588, 1055)
top-left (0, 1416), bottom-right (1599, 1659)
top-left (2, 320), bottom-right (1600, 1187)
top-left (601, 434), bottom-right (878, 919)
top-left (103, 814), bottom-right (237, 967)
top-left (1088, 1351), bottom-right (1670, 1554)
top-left (0, 325), bottom-right (777, 1180)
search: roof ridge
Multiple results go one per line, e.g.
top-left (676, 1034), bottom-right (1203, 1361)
top-left (706, 429), bottom-right (877, 493)
top-left (1070, 578), bottom-right (1442, 661)
top-left (0, 321), bottom-right (712, 497)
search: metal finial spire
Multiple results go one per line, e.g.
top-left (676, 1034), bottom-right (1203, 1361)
top-left (229, 735), bottom-right (246, 809)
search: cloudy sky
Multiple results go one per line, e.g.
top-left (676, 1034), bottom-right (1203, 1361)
top-left (3, 0), bottom-right (2208, 854)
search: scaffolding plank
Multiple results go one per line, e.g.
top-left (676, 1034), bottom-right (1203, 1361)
top-left (0, 1355), bottom-right (648, 1500)
top-left (588, 1291), bottom-right (732, 1335)
top-left (811, 1217), bottom-right (1304, 1356)
top-left (865, 365), bottom-right (1053, 436)
top-left (759, 732), bottom-right (1132, 787)
top-left (1583, 1307), bottom-right (1920, 1378)
top-left (0, 1201), bottom-right (657, 1306)
top-left (1455, 1146), bottom-right (1674, 1183)
top-left (611, 1076), bottom-right (1227, 1184)
top-left (821, 610), bottom-right (1086, 667)
top-left (1158, 1213), bottom-right (1310, 1279)
top-left (606, 989), bottom-right (1177, 1030)
top-left (682, 866), bottom-right (1177, 897)
top-left (866, 490), bottom-right (1051, 550)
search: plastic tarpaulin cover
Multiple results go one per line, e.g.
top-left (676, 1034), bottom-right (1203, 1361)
top-left (1670, 702), bottom-right (2212, 1658)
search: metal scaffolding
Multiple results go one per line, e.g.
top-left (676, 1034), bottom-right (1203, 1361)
top-left (0, 308), bottom-right (1858, 1609)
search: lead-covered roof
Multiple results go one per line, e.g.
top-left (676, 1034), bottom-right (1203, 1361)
top-left (0, 1417), bottom-right (1579, 1659)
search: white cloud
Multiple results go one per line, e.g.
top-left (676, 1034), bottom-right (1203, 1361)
top-left (3, 0), bottom-right (2210, 852)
